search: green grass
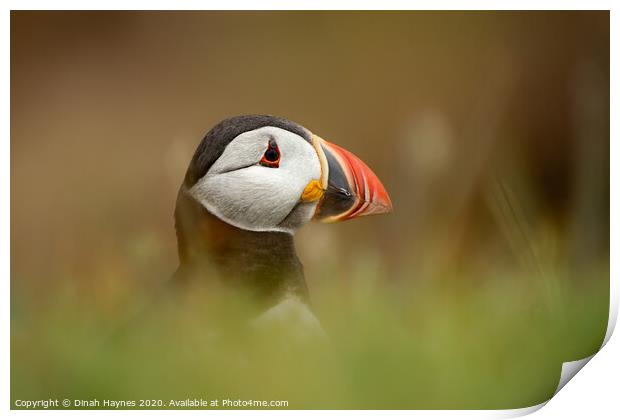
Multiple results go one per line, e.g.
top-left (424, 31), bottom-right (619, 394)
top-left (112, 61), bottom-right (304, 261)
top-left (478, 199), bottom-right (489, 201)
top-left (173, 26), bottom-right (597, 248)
top-left (10, 254), bottom-right (608, 409)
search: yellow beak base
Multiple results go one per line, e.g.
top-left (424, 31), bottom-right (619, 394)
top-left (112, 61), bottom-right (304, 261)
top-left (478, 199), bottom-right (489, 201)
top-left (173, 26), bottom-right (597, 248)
top-left (300, 179), bottom-right (324, 202)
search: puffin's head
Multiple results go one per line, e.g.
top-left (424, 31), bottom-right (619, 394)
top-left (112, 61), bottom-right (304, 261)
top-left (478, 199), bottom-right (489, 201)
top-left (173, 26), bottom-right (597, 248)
top-left (181, 115), bottom-right (392, 234)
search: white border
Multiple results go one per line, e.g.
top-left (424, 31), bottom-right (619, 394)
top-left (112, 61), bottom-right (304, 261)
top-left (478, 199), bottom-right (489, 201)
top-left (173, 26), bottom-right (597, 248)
top-left (2, 3), bottom-right (616, 419)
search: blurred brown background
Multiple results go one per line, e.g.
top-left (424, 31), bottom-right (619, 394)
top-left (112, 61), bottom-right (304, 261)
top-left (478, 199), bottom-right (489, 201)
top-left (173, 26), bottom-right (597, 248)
top-left (11, 11), bottom-right (609, 293)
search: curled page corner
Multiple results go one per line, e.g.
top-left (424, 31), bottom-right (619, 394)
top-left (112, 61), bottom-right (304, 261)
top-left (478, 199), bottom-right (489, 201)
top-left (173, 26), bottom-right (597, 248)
top-left (497, 356), bottom-right (596, 418)
top-left (497, 290), bottom-right (617, 418)
top-left (603, 281), bottom-right (618, 347)
top-left (550, 283), bottom-right (618, 397)
top-left (553, 355), bottom-right (595, 396)
top-left (495, 401), bottom-right (547, 418)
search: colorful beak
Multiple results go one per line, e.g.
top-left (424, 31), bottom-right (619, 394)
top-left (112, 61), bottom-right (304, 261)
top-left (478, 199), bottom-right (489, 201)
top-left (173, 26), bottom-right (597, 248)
top-left (311, 135), bottom-right (392, 222)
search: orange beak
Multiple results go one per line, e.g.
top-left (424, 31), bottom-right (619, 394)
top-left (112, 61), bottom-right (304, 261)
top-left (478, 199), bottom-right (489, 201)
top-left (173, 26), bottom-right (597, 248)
top-left (311, 135), bottom-right (393, 222)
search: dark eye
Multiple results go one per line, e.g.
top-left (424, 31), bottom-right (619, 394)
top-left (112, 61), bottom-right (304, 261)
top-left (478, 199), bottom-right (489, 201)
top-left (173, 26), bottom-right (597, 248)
top-left (259, 139), bottom-right (281, 168)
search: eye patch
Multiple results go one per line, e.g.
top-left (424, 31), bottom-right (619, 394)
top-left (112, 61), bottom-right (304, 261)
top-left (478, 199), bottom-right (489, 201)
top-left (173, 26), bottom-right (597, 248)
top-left (259, 139), bottom-right (281, 168)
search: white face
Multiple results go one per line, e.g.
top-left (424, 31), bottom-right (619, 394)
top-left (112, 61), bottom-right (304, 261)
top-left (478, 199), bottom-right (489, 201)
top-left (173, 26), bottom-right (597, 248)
top-left (189, 126), bottom-right (322, 233)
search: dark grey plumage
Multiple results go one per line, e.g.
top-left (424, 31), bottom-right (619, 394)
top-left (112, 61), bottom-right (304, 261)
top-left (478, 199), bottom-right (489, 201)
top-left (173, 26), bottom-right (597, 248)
top-left (183, 115), bottom-right (311, 187)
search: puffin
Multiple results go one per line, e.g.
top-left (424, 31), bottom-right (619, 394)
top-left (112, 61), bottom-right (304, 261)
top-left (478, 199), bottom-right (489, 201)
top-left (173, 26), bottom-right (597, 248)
top-left (173, 115), bottom-right (392, 333)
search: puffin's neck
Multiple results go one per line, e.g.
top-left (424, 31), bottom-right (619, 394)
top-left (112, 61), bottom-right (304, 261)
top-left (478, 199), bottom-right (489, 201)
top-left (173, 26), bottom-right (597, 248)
top-left (174, 189), bottom-right (308, 303)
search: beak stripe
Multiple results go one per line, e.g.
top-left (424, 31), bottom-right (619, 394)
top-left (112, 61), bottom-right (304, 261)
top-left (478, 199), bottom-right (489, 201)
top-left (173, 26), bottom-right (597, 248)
top-left (363, 171), bottom-right (370, 203)
top-left (348, 172), bottom-right (368, 219)
top-left (349, 201), bottom-right (369, 219)
top-left (345, 171), bottom-right (367, 219)
top-left (311, 134), bottom-right (329, 190)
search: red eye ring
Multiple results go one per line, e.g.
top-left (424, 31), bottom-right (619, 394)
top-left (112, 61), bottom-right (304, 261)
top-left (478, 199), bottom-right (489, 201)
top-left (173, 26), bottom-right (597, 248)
top-left (259, 139), bottom-right (281, 168)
